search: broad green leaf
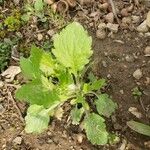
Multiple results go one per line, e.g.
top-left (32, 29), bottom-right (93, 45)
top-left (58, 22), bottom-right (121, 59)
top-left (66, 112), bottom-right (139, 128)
top-left (20, 46), bottom-right (55, 79)
top-left (71, 105), bottom-right (84, 125)
top-left (127, 120), bottom-right (150, 136)
top-left (15, 76), bottom-right (60, 108)
top-left (95, 94), bottom-right (117, 118)
top-left (90, 79), bottom-right (106, 91)
top-left (25, 104), bottom-right (50, 133)
top-left (34, 0), bottom-right (44, 12)
top-left (83, 79), bottom-right (106, 93)
top-left (52, 22), bottom-right (92, 75)
top-left (84, 113), bottom-right (108, 145)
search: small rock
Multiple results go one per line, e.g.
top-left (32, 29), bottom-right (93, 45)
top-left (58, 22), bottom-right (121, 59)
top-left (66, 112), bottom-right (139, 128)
top-left (37, 33), bottom-right (43, 41)
top-left (76, 134), bottom-right (84, 143)
top-left (96, 29), bottom-right (106, 39)
top-left (132, 15), bottom-right (140, 24)
top-left (125, 55), bottom-right (134, 62)
top-left (0, 81), bottom-right (4, 88)
top-left (0, 104), bottom-right (5, 113)
top-left (105, 12), bottom-right (114, 23)
top-left (98, 3), bottom-right (109, 10)
top-left (133, 69), bottom-right (142, 80)
top-left (128, 107), bottom-right (142, 118)
top-left (146, 11), bottom-right (150, 28)
top-left (145, 77), bottom-right (150, 85)
top-left (98, 23), bottom-right (106, 30)
top-left (122, 17), bottom-right (132, 24)
top-left (102, 60), bottom-right (107, 67)
top-left (120, 90), bottom-right (124, 94)
top-left (13, 137), bottom-right (22, 145)
top-left (121, 8), bottom-right (129, 17)
top-left (107, 23), bottom-right (119, 33)
top-left (144, 141), bottom-right (150, 149)
top-left (137, 20), bottom-right (149, 33)
top-left (13, 0), bottom-right (20, 5)
top-left (144, 46), bottom-right (150, 56)
top-left (107, 74), bottom-right (111, 79)
top-left (47, 29), bottom-right (55, 37)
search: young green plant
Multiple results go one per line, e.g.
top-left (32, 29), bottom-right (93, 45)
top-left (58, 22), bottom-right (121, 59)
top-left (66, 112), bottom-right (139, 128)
top-left (16, 22), bottom-right (117, 145)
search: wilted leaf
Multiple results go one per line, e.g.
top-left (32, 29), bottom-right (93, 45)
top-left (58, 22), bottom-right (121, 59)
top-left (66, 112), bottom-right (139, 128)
top-left (84, 113), bottom-right (108, 145)
top-left (25, 104), bottom-right (50, 133)
top-left (52, 22), bottom-right (92, 75)
top-left (95, 94), bottom-right (117, 118)
top-left (127, 120), bottom-right (150, 136)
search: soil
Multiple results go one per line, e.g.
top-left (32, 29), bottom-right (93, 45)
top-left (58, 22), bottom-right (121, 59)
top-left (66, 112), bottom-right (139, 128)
top-left (0, 0), bottom-right (150, 150)
top-left (0, 31), bottom-right (150, 150)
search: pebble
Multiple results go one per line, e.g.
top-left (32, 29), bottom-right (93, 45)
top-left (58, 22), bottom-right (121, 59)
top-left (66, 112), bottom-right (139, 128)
top-left (128, 107), bottom-right (142, 119)
top-left (98, 3), bottom-right (109, 10)
top-left (146, 11), bottom-right (150, 28)
top-left (76, 134), bottom-right (84, 143)
top-left (121, 8), bottom-right (129, 17)
top-left (107, 23), bottom-right (119, 33)
top-left (122, 17), bottom-right (132, 24)
top-left (13, 137), bottom-right (22, 145)
top-left (98, 23), bottom-right (106, 30)
top-left (37, 33), bottom-right (43, 41)
top-left (96, 29), bottom-right (106, 39)
top-left (0, 104), bottom-right (5, 113)
top-left (119, 90), bottom-right (124, 95)
top-left (47, 29), bottom-right (55, 37)
top-left (137, 20), bottom-right (149, 33)
top-left (132, 15), bottom-right (140, 24)
top-left (0, 81), bottom-right (4, 88)
top-left (102, 60), bottom-right (107, 67)
top-left (133, 69), bottom-right (142, 80)
top-left (105, 12), bottom-right (114, 23)
top-left (13, 0), bottom-right (20, 5)
top-left (125, 55), bottom-right (134, 62)
top-left (144, 46), bottom-right (150, 56)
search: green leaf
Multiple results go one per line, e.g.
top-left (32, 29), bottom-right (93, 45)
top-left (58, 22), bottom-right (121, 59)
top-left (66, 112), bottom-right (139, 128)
top-left (20, 46), bottom-right (55, 79)
top-left (71, 105), bottom-right (84, 125)
top-left (34, 0), bottom-right (44, 12)
top-left (95, 94), bottom-right (117, 118)
top-left (15, 76), bottom-right (60, 108)
top-left (52, 22), bottom-right (92, 75)
top-left (127, 120), bottom-right (150, 136)
top-left (84, 113), bottom-right (108, 145)
top-left (89, 79), bottom-right (106, 91)
top-left (25, 104), bottom-right (50, 133)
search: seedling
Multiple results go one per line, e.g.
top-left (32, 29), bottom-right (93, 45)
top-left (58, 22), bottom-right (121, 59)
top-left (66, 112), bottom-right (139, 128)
top-left (21, 0), bottom-right (46, 22)
top-left (132, 87), bottom-right (142, 99)
top-left (16, 22), bottom-right (117, 145)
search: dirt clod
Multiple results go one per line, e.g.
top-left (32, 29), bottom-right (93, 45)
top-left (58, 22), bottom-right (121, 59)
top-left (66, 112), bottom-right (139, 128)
top-left (133, 69), bottom-right (143, 80)
top-left (13, 136), bottom-right (22, 145)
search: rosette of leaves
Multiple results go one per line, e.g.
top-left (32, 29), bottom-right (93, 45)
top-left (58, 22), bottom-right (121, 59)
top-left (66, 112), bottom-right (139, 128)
top-left (16, 22), bottom-right (117, 145)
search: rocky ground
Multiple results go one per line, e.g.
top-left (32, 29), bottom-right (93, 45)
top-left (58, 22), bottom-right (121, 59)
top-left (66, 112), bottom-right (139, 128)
top-left (0, 0), bottom-right (150, 150)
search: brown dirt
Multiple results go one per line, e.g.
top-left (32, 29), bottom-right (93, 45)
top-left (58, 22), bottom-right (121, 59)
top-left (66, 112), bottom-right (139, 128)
top-left (0, 30), bottom-right (150, 150)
